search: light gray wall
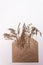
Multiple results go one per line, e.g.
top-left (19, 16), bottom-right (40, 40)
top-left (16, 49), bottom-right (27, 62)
top-left (0, 0), bottom-right (43, 65)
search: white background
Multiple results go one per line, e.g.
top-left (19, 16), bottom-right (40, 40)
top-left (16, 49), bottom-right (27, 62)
top-left (0, 0), bottom-right (43, 65)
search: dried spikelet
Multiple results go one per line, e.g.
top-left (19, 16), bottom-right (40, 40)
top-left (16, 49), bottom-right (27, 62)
top-left (3, 32), bottom-right (17, 40)
top-left (39, 31), bottom-right (42, 36)
top-left (8, 28), bottom-right (16, 34)
top-left (3, 33), bottom-right (11, 39)
top-left (31, 27), bottom-right (42, 36)
top-left (25, 23), bottom-right (32, 33)
top-left (20, 23), bottom-right (26, 48)
top-left (17, 22), bottom-right (21, 34)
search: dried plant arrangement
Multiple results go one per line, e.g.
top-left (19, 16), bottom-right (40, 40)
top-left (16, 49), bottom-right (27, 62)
top-left (3, 22), bottom-right (42, 62)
